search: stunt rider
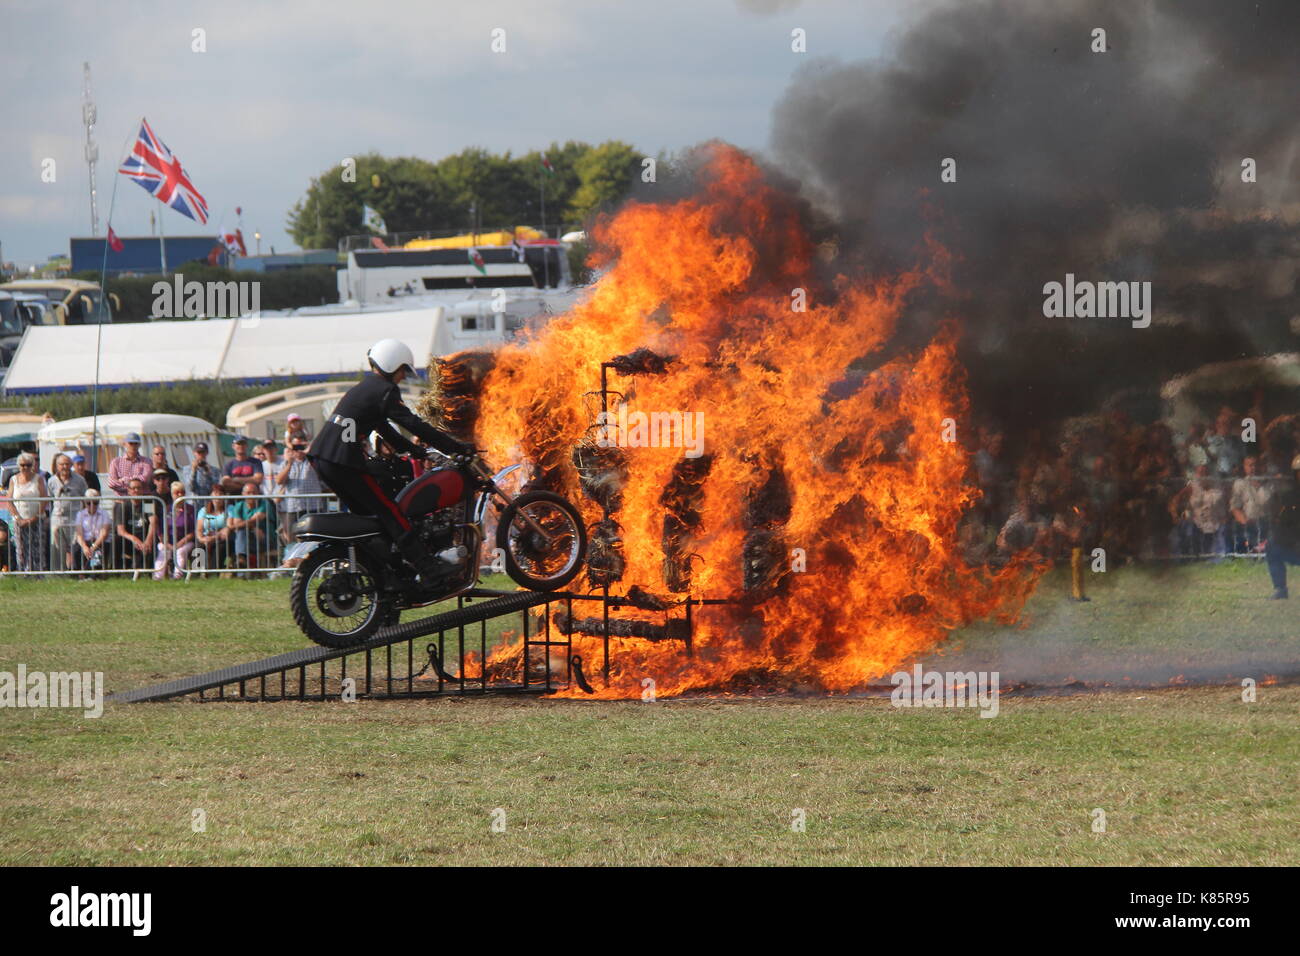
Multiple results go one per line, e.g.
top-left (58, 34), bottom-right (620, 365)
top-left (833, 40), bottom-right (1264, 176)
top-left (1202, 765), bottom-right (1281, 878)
top-left (307, 339), bottom-right (470, 580)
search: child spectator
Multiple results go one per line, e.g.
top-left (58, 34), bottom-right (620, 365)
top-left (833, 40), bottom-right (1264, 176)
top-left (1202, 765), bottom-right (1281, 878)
top-left (284, 413), bottom-right (312, 449)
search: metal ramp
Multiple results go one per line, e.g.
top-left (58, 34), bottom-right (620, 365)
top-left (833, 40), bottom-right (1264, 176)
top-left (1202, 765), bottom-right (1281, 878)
top-left (109, 589), bottom-right (583, 704)
top-left (109, 589), bottom-right (726, 703)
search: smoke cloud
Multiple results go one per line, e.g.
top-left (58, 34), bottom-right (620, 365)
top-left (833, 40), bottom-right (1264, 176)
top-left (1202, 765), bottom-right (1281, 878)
top-left (770, 0), bottom-right (1300, 431)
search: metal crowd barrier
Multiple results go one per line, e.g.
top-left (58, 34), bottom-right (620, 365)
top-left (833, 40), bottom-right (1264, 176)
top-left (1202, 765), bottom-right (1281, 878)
top-left (172, 491), bottom-right (337, 578)
top-left (0, 491), bottom-right (338, 579)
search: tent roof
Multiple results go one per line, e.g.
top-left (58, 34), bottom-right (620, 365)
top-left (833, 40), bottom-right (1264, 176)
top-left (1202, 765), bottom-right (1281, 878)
top-left (2, 308), bottom-right (442, 394)
top-left (38, 413), bottom-right (219, 442)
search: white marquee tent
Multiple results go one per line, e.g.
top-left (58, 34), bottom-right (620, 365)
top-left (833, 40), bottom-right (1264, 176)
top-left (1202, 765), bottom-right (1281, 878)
top-left (1, 307), bottom-right (448, 394)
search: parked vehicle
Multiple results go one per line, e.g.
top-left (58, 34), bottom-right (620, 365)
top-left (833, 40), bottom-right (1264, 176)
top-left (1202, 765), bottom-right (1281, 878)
top-left (0, 279), bottom-right (117, 325)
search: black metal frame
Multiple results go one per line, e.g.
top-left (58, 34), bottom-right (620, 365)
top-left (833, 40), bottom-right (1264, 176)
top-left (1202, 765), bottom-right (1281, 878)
top-left (109, 587), bottom-right (722, 704)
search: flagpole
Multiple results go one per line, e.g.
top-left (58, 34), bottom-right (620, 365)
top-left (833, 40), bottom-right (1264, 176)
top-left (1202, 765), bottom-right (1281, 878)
top-left (539, 163), bottom-right (550, 287)
top-left (158, 197), bottom-right (168, 274)
top-left (92, 124), bottom-right (136, 476)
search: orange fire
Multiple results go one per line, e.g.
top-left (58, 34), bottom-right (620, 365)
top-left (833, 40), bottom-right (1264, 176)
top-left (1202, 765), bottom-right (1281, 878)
top-left (467, 144), bottom-right (1038, 698)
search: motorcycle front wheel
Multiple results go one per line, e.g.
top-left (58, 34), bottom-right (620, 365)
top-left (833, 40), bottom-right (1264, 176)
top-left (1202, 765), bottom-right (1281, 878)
top-left (496, 491), bottom-right (586, 591)
top-left (290, 543), bottom-right (387, 647)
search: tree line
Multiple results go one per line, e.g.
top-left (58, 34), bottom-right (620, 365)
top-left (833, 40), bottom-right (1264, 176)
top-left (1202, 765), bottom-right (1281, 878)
top-left (287, 142), bottom-right (643, 250)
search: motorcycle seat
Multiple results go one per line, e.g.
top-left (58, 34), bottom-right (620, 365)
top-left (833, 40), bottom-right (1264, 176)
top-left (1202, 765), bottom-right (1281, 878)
top-left (294, 511), bottom-right (384, 540)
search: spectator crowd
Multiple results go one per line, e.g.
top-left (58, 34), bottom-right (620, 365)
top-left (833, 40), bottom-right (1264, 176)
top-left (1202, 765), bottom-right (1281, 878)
top-left (1, 426), bottom-right (329, 579)
top-left (964, 400), bottom-right (1298, 569)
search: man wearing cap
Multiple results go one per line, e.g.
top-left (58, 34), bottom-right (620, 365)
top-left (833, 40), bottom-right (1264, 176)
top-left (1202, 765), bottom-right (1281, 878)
top-left (182, 442), bottom-right (219, 498)
top-left (1263, 454), bottom-right (1300, 599)
top-left (71, 453), bottom-right (100, 493)
top-left (221, 436), bottom-right (262, 494)
top-left (108, 432), bottom-right (154, 497)
top-left (72, 489), bottom-right (112, 576)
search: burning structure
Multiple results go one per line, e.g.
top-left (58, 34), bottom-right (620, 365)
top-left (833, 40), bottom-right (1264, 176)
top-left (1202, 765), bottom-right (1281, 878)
top-left (426, 146), bottom-right (1038, 698)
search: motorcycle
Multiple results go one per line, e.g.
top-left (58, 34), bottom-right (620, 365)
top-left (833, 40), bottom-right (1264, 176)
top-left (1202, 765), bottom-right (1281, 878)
top-left (289, 451), bottom-right (586, 648)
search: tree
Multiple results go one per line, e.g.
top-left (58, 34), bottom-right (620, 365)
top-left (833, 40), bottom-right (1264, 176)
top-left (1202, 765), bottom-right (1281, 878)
top-left (568, 141), bottom-right (641, 222)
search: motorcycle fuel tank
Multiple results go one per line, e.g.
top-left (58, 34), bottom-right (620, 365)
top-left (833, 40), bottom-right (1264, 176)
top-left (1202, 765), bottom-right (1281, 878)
top-left (396, 467), bottom-right (466, 517)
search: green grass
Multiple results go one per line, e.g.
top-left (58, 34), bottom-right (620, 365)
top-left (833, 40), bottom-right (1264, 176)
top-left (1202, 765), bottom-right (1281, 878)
top-left (0, 562), bottom-right (1296, 865)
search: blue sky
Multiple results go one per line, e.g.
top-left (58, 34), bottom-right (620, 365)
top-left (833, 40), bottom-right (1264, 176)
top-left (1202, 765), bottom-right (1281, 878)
top-left (0, 0), bottom-right (921, 268)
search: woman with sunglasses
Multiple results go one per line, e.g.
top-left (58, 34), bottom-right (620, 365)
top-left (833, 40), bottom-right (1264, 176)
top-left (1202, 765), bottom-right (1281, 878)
top-left (6, 452), bottom-right (49, 574)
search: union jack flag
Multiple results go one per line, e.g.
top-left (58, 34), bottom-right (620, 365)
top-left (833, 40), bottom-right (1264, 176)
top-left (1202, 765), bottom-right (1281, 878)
top-left (117, 118), bottom-right (209, 224)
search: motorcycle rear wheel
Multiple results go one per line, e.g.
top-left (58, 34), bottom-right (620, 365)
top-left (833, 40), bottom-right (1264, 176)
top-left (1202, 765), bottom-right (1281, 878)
top-left (290, 544), bottom-right (386, 647)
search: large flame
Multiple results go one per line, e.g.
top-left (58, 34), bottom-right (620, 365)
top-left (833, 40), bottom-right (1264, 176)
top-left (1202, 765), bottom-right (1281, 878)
top-left (469, 144), bottom-right (1038, 698)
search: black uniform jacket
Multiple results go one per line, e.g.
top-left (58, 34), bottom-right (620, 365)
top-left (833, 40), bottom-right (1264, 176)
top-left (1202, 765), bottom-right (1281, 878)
top-left (308, 372), bottom-right (464, 470)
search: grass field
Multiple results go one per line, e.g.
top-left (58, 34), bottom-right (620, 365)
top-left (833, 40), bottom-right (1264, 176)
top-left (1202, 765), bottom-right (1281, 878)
top-left (1, 562), bottom-right (1296, 865)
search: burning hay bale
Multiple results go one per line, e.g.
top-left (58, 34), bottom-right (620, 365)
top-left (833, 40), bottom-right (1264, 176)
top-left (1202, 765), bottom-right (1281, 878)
top-left (742, 462), bottom-right (793, 595)
top-left (660, 454), bottom-right (713, 592)
top-left (609, 347), bottom-right (675, 376)
top-left (586, 517), bottom-right (626, 588)
top-left (573, 442), bottom-right (628, 514)
top-left (416, 351), bottom-right (497, 442)
top-left (623, 585), bottom-right (682, 611)
top-left (554, 612), bottom-right (689, 643)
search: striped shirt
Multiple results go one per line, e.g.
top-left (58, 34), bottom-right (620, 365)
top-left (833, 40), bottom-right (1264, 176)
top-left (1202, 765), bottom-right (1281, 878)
top-left (281, 458), bottom-right (325, 512)
top-left (108, 454), bottom-right (154, 496)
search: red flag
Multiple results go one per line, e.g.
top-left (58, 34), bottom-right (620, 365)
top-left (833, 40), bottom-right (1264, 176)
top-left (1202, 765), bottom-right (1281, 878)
top-left (540, 153), bottom-right (555, 175)
top-left (207, 243), bottom-right (224, 266)
top-left (468, 247), bottom-right (486, 274)
top-left (107, 227), bottom-right (124, 253)
top-left (222, 229), bottom-right (248, 257)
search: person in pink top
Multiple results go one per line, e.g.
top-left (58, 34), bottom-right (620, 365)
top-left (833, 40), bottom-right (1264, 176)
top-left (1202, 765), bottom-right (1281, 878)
top-left (107, 432), bottom-right (154, 496)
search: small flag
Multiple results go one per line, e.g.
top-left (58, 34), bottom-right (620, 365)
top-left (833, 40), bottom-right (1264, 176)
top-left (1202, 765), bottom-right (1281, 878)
top-left (222, 229), bottom-right (247, 257)
top-left (107, 227), bottom-right (124, 253)
top-left (468, 247), bottom-right (486, 274)
top-left (540, 153), bottom-right (555, 175)
top-left (363, 204), bottom-right (387, 234)
top-left (207, 243), bottom-right (225, 267)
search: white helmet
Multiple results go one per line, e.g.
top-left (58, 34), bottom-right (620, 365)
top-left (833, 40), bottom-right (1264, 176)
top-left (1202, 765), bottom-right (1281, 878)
top-left (368, 338), bottom-right (415, 376)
